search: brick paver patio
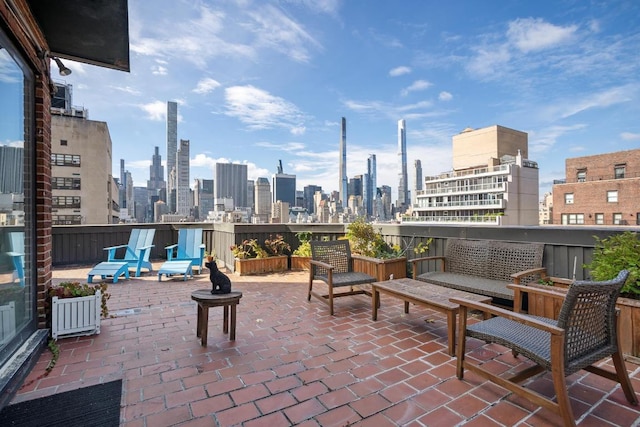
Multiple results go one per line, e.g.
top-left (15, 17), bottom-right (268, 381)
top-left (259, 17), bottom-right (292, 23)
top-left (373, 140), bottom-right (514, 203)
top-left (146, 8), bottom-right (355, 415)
top-left (11, 263), bottom-right (640, 426)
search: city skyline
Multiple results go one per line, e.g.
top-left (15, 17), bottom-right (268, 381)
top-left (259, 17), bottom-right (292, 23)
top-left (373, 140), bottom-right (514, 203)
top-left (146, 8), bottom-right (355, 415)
top-left (21, 0), bottom-right (640, 201)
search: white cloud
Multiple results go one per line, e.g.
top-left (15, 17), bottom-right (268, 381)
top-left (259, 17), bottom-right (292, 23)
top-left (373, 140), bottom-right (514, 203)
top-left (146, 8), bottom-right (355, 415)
top-left (466, 45), bottom-right (511, 78)
top-left (193, 78), bottom-right (222, 94)
top-left (138, 101), bottom-right (167, 121)
top-left (224, 85), bottom-right (306, 133)
top-left (401, 80), bottom-right (432, 96)
top-left (541, 85), bottom-right (635, 120)
top-left (439, 91), bottom-right (453, 101)
top-left (389, 66), bottom-right (411, 77)
top-left (621, 132), bottom-right (640, 141)
top-left (111, 85), bottom-right (141, 95)
top-left (529, 124), bottom-right (587, 153)
top-left (152, 65), bottom-right (167, 75)
top-left (507, 18), bottom-right (577, 53)
top-left (246, 4), bottom-right (323, 63)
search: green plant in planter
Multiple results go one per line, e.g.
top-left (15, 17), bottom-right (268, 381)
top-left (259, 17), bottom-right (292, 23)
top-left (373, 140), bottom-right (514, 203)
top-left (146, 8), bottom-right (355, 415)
top-left (293, 232), bottom-right (312, 257)
top-left (346, 217), bottom-right (400, 258)
top-left (230, 239), bottom-right (268, 259)
top-left (264, 234), bottom-right (291, 256)
top-left (47, 281), bottom-right (110, 318)
top-left (584, 231), bottom-right (640, 298)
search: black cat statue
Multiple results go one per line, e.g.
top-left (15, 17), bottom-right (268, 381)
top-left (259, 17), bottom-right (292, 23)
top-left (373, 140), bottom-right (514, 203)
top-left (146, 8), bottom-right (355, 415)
top-left (206, 260), bottom-right (232, 294)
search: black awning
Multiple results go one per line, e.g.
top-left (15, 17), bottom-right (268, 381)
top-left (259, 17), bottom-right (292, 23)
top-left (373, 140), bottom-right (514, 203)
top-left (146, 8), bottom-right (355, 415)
top-left (28, 0), bottom-right (130, 72)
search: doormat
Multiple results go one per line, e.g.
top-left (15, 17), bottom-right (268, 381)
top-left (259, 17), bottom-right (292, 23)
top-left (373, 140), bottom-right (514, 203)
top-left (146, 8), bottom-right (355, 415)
top-left (0, 379), bottom-right (122, 426)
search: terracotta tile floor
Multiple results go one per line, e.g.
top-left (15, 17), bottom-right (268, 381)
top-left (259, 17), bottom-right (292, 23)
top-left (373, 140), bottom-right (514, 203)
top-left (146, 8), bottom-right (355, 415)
top-left (11, 263), bottom-right (640, 426)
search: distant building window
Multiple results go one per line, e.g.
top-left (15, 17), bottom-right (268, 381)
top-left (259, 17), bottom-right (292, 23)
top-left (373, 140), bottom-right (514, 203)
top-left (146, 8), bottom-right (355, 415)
top-left (614, 165), bottom-right (625, 179)
top-left (577, 170), bottom-right (586, 182)
top-left (561, 214), bottom-right (584, 225)
top-left (613, 213), bottom-right (623, 225)
top-left (52, 153), bottom-right (80, 166)
top-left (52, 215), bottom-right (82, 225)
top-left (52, 196), bottom-right (81, 208)
top-left (52, 177), bottom-right (81, 190)
top-left (564, 193), bottom-right (574, 204)
top-left (60, 139), bottom-right (67, 146)
top-left (595, 213), bottom-right (604, 225)
top-left (607, 190), bottom-right (618, 203)
top-left (637, 213), bottom-right (640, 226)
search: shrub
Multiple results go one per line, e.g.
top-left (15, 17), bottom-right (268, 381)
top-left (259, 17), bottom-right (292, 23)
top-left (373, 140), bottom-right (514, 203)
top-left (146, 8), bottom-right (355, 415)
top-left (584, 231), bottom-right (640, 297)
top-left (293, 232), bottom-right (312, 257)
top-left (345, 218), bottom-right (399, 258)
top-left (264, 234), bottom-right (291, 256)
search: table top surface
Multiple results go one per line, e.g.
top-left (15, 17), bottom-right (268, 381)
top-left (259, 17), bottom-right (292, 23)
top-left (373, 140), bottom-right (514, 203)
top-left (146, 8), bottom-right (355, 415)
top-left (191, 289), bottom-right (243, 302)
top-left (373, 278), bottom-right (491, 309)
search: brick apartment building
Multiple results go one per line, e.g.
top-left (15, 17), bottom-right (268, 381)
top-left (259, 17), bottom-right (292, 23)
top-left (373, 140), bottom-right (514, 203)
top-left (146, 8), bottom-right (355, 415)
top-left (552, 148), bottom-right (640, 226)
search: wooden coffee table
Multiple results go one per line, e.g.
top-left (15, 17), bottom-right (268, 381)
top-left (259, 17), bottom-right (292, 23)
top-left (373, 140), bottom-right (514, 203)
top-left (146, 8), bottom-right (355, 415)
top-left (372, 278), bottom-right (491, 356)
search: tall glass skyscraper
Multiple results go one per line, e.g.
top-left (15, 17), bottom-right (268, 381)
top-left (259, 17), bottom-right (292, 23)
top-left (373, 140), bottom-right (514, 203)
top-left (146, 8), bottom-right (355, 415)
top-left (166, 101), bottom-right (178, 212)
top-left (176, 139), bottom-right (190, 216)
top-left (366, 154), bottom-right (376, 217)
top-left (215, 163), bottom-right (248, 209)
top-left (397, 119), bottom-right (409, 212)
top-left (414, 159), bottom-right (422, 205)
top-left (339, 117), bottom-right (347, 206)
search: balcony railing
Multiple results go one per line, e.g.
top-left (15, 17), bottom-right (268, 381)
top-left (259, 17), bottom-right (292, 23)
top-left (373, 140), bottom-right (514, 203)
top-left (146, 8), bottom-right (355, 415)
top-left (50, 222), bottom-right (635, 280)
top-left (416, 182), bottom-right (506, 196)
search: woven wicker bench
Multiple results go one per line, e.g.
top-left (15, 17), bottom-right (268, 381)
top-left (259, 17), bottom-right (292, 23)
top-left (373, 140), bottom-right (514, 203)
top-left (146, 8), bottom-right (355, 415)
top-left (411, 238), bottom-right (545, 302)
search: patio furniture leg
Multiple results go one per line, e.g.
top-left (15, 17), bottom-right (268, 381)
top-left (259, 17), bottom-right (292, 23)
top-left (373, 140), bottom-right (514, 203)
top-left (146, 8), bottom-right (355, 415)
top-left (230, 305), bottom-right (237, 340)
top-left (447, 309), bottom-right (456, 357)
top-left (223, 305), bottom-right (229, 334)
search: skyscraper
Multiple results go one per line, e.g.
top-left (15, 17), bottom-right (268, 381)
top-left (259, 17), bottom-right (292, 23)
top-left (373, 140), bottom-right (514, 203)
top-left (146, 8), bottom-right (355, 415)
top-left (366, 154), bottom-right (376, 217)
top-left (273, 161), bottom-right (296, 206)
top-left (339, 117), bottom-right (347, 206)
top-left (166, 101), bottom-right (177, 212)
top-left (397, 119), bottom-right (409, 212)
top-left (414, 159), bottom-right (422, 205)
top-left (194, 178), bottom-right (214, 220)
top-left (176, 139), bottom-right (190, 216)
top-left (303, 184), bottom-right (322, 215)
top-left (147, 146), bottom-right (165, 202)
top-left (215, 163), bottom-right (248, 209)
top-left (255, 177), bottom-right (271, 222)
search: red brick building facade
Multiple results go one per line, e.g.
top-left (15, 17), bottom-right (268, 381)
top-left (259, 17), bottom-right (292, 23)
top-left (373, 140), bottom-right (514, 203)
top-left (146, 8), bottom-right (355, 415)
top-left (552, 149), bottom-right (640, 226)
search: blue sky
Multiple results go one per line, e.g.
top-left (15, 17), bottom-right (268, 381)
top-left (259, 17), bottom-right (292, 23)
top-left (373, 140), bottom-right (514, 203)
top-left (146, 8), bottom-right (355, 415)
top-left (6, 0), bottom-right (640, 201)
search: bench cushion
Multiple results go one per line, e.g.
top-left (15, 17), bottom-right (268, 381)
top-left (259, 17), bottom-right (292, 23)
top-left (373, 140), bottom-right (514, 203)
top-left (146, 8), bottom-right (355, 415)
top-left (416, 271), bottom-right (513, 301)
top-left (314, 272), bottom-right (376, 288)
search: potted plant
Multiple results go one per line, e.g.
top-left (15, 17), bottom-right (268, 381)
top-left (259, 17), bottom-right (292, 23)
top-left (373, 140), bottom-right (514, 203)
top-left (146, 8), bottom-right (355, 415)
top-left (231, 236), bottom-right (290, 276)
top-left (291, 232), bottom-right (312, 271)
top-left (346, 218), bottom-right (407, 281)
top-left (526, 231), bottom-right (640, 357)
top-left (48, 281), bottom-right (110, 339)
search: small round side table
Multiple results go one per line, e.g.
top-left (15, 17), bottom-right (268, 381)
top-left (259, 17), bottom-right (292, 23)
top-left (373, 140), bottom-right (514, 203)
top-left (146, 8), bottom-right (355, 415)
top-left (191, 290), bottom-right (242, 346)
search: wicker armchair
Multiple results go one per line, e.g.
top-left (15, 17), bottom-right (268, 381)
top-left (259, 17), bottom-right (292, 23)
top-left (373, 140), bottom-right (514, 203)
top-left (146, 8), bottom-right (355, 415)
top-left (307, 240), bottom-right (376, 315)
top-left (450, 270), bottom-right (637, 426)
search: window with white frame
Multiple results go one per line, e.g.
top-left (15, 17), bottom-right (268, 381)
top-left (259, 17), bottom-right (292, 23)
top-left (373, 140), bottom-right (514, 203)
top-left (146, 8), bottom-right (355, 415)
top-left (564, 193), bottom-right (574, 204)
top-left (607, 190), bottom-right (618, 203)
top-left (561, 213), bottom-right (584, 225)
top-left (595, 213), bottom-right (604, 225)
top-left (614, 165), bottom-right (625, 179)
top-left (613, 213), bottom-right (623, 225)
top-left (577, 170), bottom-right (586, 182)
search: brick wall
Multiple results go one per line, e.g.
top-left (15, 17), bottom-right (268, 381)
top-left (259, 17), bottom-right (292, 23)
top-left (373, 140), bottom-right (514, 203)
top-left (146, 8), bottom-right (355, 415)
top-left (1, 1), bottom-right (53, 328)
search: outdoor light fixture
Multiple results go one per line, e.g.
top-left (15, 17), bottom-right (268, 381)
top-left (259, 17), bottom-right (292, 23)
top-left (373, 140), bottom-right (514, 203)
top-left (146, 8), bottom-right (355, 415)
top-left (53, 57), bottom-right (72, 76)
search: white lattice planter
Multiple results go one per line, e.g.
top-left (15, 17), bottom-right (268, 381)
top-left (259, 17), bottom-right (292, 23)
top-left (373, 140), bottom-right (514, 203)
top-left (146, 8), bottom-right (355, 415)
top-left (52, 291), bottom-right (101, 339)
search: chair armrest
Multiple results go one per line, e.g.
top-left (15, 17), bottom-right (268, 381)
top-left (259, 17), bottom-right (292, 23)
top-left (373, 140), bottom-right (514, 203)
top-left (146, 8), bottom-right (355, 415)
top-left (309, 259), bottom-right (334, 271)
top-left (6, 251), bottom-right (23, 257)
top-left (164, 244), bottom-right (178, 250)
top-left (450, 297), bottom-right (565, 335)
top-left (103, 244), bottom-right (128, 251)
top-left (411, 256), bottom-right (446, 278)
top-left (511, 267), bottom-right (547, 283)
top-left (507, 283), bottom-right (568, 299)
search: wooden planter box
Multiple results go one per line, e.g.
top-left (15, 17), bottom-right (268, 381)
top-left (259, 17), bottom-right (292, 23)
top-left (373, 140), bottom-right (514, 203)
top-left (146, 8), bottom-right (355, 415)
top-left (234, 256), bottom-right (288, 276)
top-left (524, 279), bottom-right (640, 357)
top-left (51, 291), bottom-right (101, 339)
top-left (290, 256), bottom-right (310, 271)
top-left (352, 255), bottom-right (407, 282)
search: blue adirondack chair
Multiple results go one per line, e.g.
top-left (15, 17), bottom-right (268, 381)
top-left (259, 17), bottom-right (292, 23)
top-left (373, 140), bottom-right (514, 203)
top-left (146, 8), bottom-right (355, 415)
top-left (104, 228), bottom-right (155, 277)
top-left (7, 231), bottom-right (25, 288)
top-left (164, 228), bottom-right (206, 273)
